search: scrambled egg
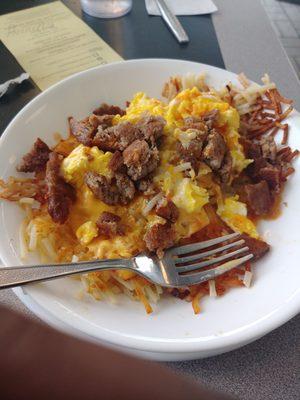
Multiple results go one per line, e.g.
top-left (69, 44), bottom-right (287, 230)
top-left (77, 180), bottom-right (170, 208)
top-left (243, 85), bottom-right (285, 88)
top-left (172, 178), bottom-right (209, 213)
top-left (61, 144), bottom-right (112, 188)
top-left (60, 88), bottom-right (256, 259)
top-left (120, 88), bottom-right (251, 173)
top-left (76, 221), bottom-right (98, 245)
top-left (217, 196), bottom-right (258, 238)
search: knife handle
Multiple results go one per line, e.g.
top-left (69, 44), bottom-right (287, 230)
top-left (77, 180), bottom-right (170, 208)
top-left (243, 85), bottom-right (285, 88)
top-left (155, 0), bottom-right (189, 44)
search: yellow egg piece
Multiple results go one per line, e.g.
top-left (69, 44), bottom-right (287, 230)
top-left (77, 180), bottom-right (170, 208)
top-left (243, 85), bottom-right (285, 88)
top-left (76, 221), bottom-right (98, 245)
top-left (116, 92), bottom-right (166, 124)
top-left (172, 178), bottom-right (209, 214)
top-left (217, 196), bottom-right (258, 238)
top-left (61, 144), bottom-right (112, 188)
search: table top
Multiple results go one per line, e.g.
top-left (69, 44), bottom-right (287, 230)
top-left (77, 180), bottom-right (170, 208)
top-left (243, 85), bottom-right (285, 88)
top-left (0, 1), bottom-right (299, 399)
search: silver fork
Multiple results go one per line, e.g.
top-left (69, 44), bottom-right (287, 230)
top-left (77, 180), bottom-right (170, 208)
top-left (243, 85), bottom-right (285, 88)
top-left (0, 233), bottom-right (253, 289)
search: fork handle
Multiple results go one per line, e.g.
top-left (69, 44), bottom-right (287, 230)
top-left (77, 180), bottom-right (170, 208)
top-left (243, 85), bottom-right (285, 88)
top-left (0, 259), bottom-right (133, 290)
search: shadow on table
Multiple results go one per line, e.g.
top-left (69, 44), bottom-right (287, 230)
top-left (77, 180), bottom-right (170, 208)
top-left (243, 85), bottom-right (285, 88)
top-left (278, 0), bottom-right (300, 5)
top-left (168, 314), bottom-right (300, 400)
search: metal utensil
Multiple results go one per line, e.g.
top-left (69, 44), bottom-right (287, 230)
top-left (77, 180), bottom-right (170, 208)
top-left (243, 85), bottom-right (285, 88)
top-left (155, 0), bottom-right (189, 44)
top-left (0, 233), bottom-right (253, 289)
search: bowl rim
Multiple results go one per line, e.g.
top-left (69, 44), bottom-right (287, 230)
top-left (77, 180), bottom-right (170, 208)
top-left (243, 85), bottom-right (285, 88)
top-left (1, 59), bottom-right (299, 355)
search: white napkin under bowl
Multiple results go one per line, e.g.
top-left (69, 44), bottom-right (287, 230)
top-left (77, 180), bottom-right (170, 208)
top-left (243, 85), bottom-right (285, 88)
top-left (145, 0), bottom-right (218, 16)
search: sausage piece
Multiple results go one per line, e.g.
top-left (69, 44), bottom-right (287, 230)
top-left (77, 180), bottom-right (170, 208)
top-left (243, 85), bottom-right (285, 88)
top-left (93, 122), bottom-right (139, 152)
top-left (84, 171), bottom-right (135, 205)
top-left (144, 223), bottom-right (175, 257)
top-left (123, 140), bottom-right (159, 181)
top-left (45, 152), bottom-right (75, 224)
top-left (93, 103), bottom-right (125, 116)
top-left (244, 181), bottom-right (273, 216)
top-left (68, 117), bottom-right (97, 147)
top-left (96, 211), bottom-right (124, 238)
top-left (17, 138), bottom-right (51, 173)
top-left (202, 130), bottom-right (227, 171)
top-left (135, 115), bottom-right (166, 145)
top-left (156, 199), bottom-right (179, 223)
top-left (241, 234), bottom-right (270, 261)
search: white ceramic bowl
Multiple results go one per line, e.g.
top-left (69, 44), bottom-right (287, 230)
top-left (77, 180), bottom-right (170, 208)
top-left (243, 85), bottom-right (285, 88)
top-left (0, 59), bottom-right (299, 361)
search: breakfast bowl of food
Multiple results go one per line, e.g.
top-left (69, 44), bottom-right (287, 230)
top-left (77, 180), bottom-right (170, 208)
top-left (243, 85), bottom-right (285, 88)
top-left (0, 59), bottom-right (299, 360)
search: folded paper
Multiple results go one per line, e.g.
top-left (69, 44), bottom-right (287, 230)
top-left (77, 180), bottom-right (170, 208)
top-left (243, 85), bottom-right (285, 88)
top-left (0, 2), bottom-right (122, 91)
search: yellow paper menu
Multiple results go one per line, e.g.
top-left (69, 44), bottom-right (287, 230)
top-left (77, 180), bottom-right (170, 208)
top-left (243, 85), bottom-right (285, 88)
top-left (0, 1), bottom-right (123, 90)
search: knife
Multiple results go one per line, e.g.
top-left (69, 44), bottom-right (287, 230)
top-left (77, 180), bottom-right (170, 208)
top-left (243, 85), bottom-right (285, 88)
top-left (155, 0), bottom-right (189, 44)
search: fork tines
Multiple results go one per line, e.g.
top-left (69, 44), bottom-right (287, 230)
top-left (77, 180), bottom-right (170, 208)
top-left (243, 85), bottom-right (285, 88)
top-left (169, 232), bottom-right (253, 275)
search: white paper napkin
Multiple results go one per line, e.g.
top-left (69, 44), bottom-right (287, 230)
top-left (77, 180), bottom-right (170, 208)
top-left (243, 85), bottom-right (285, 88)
top-left (0, 73), bottom-right (30, 98)
top-left (145, 0), bottom-right (217, 16)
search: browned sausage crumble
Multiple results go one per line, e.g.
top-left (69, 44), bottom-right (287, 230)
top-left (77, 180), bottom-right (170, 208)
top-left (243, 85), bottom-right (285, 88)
top-left (123, 140), bottom-right (159, 181)
top-left (96, 211), bottom-right (124, 238)
top-left (45, 152), bottom-right (75, 224)
top-left (202, 130), bottom-right (227, 171)
top-left (156, 199), bottom-right (179, 223)
top-left (93, 122), bottom-right (140, 152)
top-left (84, 171), bottom-right (135, 206)
top-left (240, 234), bottom-right (270, 261)
top-left (143, 223), bottom-right (175, 258)
top-left (239, 132), bottom-right (298, 216)
top-left (175, 115), bottom-right (233, 183)
top-left (17, 138), bottom-right (51, 173)
top-left (93, 103), bottom-right (125, 117)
